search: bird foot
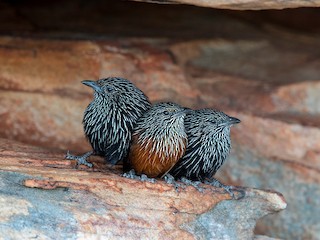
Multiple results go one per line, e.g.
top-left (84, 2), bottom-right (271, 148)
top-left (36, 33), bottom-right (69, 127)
top-left (140, 174), bottom-right (157, 183)
top-left (122, 169), bottom-right (138, 179)
top-left (163, 174), bottom-right (183, 191)
top-left (65, 150), bottom-right (94, 168)
top-left (204, 178), bottom-right (236, 199)
top-left (122, 169), bottom-right (156, 183)
top-left (180, 177), bottom-right (204, 192)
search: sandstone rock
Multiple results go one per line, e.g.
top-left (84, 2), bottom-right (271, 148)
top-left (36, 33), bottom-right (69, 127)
top-left (170, 38), bottom-right (320, 87)
top-left (1, 35), bottom-right (319, 239)
top-left (216, 113), bottom-right (320, 239)
top-left (133, 0), bottom-right (320, 10)
top-left (169, 38), bottom-right (320, 239)
top-left (5, 1), bottom-right (320, 42)
top-left (229, 112), bottom-right (320, 171)
top-left (0, 37), bottom-right (198, 152)
top-left (271, 81), bottom-right (320, 115)
top-left (0, 8), bottom-right (319, 238)
top-left (0, 138), bottom-right (286, 239)
top-left (254, 236), bottom-right (281, 240)
top-left (219, 140), bottom-right (320, 240)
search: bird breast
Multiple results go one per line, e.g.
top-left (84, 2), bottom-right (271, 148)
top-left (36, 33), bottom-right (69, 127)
top-left (129, 132), bottom-right (187, 178)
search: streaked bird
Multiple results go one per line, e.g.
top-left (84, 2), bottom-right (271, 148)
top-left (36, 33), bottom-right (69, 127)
top-left (169, 108), bottom-right (240, 194)
top-left (66, 77), bottom-right (151, 167)
top-left (128, 102), bottom-right (188, 178)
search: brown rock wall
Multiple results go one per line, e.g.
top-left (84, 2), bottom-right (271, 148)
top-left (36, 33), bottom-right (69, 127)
top-left (170, 38), bottom-right (320, 239)
top-left (0, 37), bottom-right (198, 152)
top-left (1, 34), bottom-right (320, 239)
top-left (230, 112), bottom-right (320, 171)
top-left (1, 3), bottom-right (320, 238)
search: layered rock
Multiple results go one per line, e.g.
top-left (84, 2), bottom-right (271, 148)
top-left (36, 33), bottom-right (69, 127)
top-left (170, 38), bottom-right (320, 239)
top-left (0, 37), bottom-right (198, 152)
top-left (1, 3), bottom-right (320, 238)
top-left (0, 138), bottom-right (286, 239)
top-left (133, 0), bottom-right (320, 10)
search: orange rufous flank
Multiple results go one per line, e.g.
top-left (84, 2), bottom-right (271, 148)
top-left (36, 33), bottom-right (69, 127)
top-left (129, 135), bottom-right (187, 178)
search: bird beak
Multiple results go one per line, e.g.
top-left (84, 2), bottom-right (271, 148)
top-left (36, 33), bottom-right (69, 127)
top-left (228, 117), bottom-right (241, 125)
top-left (82, 80), bottom-right (103, 93)
top-left (219, 116), bottom-right (241, 127)
top-left (183, 108), bottom-right (193, 114)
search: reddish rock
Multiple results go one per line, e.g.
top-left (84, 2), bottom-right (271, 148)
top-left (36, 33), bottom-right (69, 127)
top-left (0, 37), bottom-right (199, 152)
top-left (214, 113), bottom-right (320, 239)
top-left (271, 81), bottom-right (320, 115)
top-left (1, 35), bottom-right (319, 240)
top-left (229, 112), bottom-right (320, 171)
top-left (170, 38), bottom-right (320, 239)
top-left (99, 41), bottom-right (199, 105)
top-left (0, 138), bottom-right (286, 239)
top-left (133, 0), bottom-right (320, 10)
top-left (0, 91), bottom-right (90, 151)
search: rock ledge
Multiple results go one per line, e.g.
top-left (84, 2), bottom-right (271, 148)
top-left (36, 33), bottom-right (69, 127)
top-left (0, 138), bottom-right (286, 239)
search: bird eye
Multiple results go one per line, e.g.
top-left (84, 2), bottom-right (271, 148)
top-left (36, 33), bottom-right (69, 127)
top-left (105, 86), bottom-right (114, 92)
top-left (163, 111), bottom-right (170, 115)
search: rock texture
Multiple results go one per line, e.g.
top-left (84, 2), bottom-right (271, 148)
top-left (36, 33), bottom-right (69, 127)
top-left (1, 1), bottom-right (320, 239)
top-left (1, 33), bottom-right (320, 239)
top-left (0, 138), bottom-right (286, 239)
top-left (2, 1), bottom-right (320, 39)
top-left (0, 37), bottom-right (198, 152)
top-left (170, 38), bottom-right (320, 239)
top-left (133, 0), bottom-right (320, 10)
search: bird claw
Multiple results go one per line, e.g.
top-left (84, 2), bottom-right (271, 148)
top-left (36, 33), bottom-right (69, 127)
top-left (222, 185), bottom-right (235, 199)
top-left (163, 173), bottom-right (175, 184)
top-left (123, 170), bottom-right (156, 183)
top-left (122, 169), bottom-right (138, 179)
top-left (204, 178), bottom-right (236, 199)
top-left (163, 174), bottom-right (181, 192)
top-left (140, 174), bottom-right (157, 183)
top-left (181, 177), bottom-right (204, 192)
top-left (65, 150), bottom-right (94, 168)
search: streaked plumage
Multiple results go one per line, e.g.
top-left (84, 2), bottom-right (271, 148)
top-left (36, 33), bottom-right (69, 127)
top-left (67, 77), bottom-right (151, 167)
top-left (169, 108), bottom-right (240, 181)
top-left (128, 102), bottom-right (188, 177)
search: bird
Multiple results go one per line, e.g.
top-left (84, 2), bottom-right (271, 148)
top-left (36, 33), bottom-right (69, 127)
top-left (169, 108), bottom-right (240, 193)
top-left (66, 77), bottom-right (151, 167)
top-left (127, 102), bottom-right (189, 178)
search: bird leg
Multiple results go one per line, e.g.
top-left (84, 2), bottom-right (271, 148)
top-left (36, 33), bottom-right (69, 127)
top-left (204, 178), bottom-right (235, 199)
top-left (65, 150), bottom-right (94, 168)
top-left (122, 169), bottom-right (157, 183)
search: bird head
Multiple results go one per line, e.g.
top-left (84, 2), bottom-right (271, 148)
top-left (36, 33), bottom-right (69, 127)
top-left (82, 79), bottom-right (120, 98)
top-left (135, 102), bottom-right (189, 151)
top-left (150, 102), bottom-right (189, 123)
top-left (82, 77), bottom-right (151, 110)
top-left (136, 102), bottom-right (189, 138)
top-left (195, 109), bottom-right (240, 133)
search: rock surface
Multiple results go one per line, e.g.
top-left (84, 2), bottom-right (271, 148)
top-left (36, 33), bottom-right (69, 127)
top-left (1, 32), bottom-right (320, 239)
top-left (1, 34), bottom-right (320, 239)
top-left (133, 0), bottom-right (320, 10)
top-left (2, 1), bottom-right (320, 39)
top-left (170, 38), bottom-right (320, 239)
top-left (1, 2), bottom-right (320, 239)
top-left (0, 37), bottom-right (198, 152)
top-left (0, 138), bottom-right (286, 239)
